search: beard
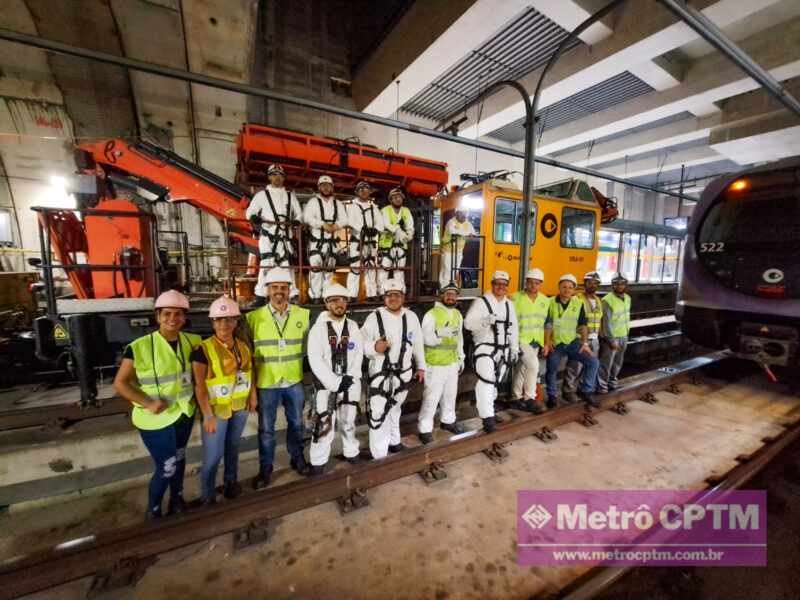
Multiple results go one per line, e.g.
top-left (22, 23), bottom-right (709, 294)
top-left (443, 298), bottom-right (457, 307)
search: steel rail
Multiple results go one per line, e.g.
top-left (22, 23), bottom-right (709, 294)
top-left (0, 27), bottom-right (697, 203)
top-left (0, 352), bottom-right (727, 599)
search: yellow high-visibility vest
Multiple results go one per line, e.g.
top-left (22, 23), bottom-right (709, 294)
top-left (247, 305), bottom-right (309, 388)
top-left (548, 296), bottom-right (583, 346)
top-left (602, 293), bottom-right (632, 338)
top-left (577, 292), bottom-right (602, 335)
top-left (200, 336), bottom-right (252, 419)
top-left (128, 331), bottom-right (201, 430)
top-left (379, 206), bottom-right (412, 249)
top-left (424, 305), bottom-right (461, 366)
top-left (512, 291), bottom-right (549, 346)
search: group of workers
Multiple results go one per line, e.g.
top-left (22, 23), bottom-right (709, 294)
top-left (114, 264), bottom-right (631, 519)
top-left (245, 165), bottom-right (418, 304)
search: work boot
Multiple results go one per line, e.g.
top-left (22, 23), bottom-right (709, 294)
top-left (388, 443), bottom-right (405, 454)
top-left (440, 421), bottom-right (465, 434)
top-left (291, 456), bottom-right (311, 476)
top-left (419, 432), bottom-right (433, 445)
top-left (309, 464), bottom-right (325, 476)
top-left (546, 397), bottom-right (558, 410)
top-left (223, 482), bottom-right (242, 500)
top-left (167, 494), bottom-right (186, 516)
top-left (579, 390), bottom-right (601, 408)
top-left (252, 471), bottom-right (272, 490)
top-left (145, 509), bottom-right (162, 521)
top-left (482, 417), bottom-right (496, 433)
top-left (517, 399), bottom-right (544, 415)
top-left (346, 455), bottom-right (361, 465)
top-left (562, 391), bottom-right (579, 404)
top-left (249, 295), bottom-right (267, 309)
top-left (202, 497), bottom-right (217, 507)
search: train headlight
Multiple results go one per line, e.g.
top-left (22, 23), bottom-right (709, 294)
top-left (729, 179), bottom-right (748, 192)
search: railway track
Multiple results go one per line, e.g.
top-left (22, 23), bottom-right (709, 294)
top-left (0, 350), bottom-right (754, 599)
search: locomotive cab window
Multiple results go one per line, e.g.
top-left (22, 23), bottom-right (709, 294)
top-left (560, 207), bottom-right (595, 249)
top-left (493, 197), bottom-right (536, 244)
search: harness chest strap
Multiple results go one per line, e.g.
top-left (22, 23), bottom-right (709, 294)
top-left (473, 297), bottom-right (512, 385)
top-left (367, 310), bottom-right (412, 430)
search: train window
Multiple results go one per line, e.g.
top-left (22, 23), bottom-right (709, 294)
top-left (621, 233), bottom-right (639, 281)
top-left (493, 197), bottom-right (536, 244)
top-left (575, 181), bottom-right (596, 203)
top-left (596, 230), bottom-right (621, 283)
top-left (651, 236), bottom-right (667, 282)
top-left (0, 209), bottom-right (12, 243)
top-left (560, 207), bottom-right (594, 249)
top-left (663, 238), bottom-right (681, 282)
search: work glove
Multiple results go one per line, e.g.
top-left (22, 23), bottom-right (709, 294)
top-left (480, 314), bottom-right (497, 328)
top-left (249, 214), bottom-right (262, 235)
top-left (337, 375), bottom-right (354, 392)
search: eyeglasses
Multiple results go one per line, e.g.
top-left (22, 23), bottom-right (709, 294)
top-left (212, 317), bottom-right (239, 324)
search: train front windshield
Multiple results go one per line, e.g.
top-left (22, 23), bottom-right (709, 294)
top-left (697, 190), bottom-right (799, 298)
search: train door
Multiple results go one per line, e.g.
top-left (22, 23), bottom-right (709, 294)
top-left (481, 189), bottom-right (536, 293)
top-left (437, 187), bottom-right (484, 291)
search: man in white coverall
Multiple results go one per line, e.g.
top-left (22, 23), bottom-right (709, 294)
top-left (346, 180), bottom-right (384, 301)
top-left (245, 164), bottom-right (303, 304)
top-left (464, 270), bottom-right (519, 433)
top-left (378, 188), bottom-right (414, 292)
top-left (361, 278), bottom-right (425, 459)
top-left (303, 175), bottom-right (347, 301)
top-left (308, 283), bottom-right (364, 475)
top-left (439, 208), bottom-right (476, 290)
top-left (418, 281), bottom-right (465, 444)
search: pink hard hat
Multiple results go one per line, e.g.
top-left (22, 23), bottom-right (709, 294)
top-left (154, 289), bottom-right (189, 310)
top-left (209, 295), bottom-right (241, 318)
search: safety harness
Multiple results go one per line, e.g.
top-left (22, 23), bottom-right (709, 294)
top-left (473, 296), bottom-right (512, 386)
top-left (311, 319), bottom-right (359, 442)
top-left (349, 202), bottom-right (381, 274)
top-left (258, 188), bottom-right (296, 265)
top-left (366, 309), bottom-right (413, 430)
top-left (380, 208), bottom-right (410, 279)
top-left (308, 196), bottom-right (340, 266)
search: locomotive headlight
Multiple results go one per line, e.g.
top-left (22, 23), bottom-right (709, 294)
top-left (459, 192), bottom-right (484, 211)
top-left (729, 179), bottom-right (748, 192)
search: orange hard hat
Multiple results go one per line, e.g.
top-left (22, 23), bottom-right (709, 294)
top-left (209, 295), bottom-right (241, 318)
top-left (154, 289), bottom-right (189, 310)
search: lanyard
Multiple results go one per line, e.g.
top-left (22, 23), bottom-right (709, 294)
top-left (150, 331), bottom-right (186, 396)
top-left (215, 336), bottom-right (243, 371)
top-left (271, 306), bottom-right (291, 339)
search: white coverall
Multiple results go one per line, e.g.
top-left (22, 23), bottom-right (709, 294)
top-left (379, 206), bottom-right (414, 292)
top-left (308, 312), bottom-right (364, 466)
top-left (245, 185), bottom-right (303, 297)
top-left (439, 217), bottom-right (476, 289)
top-left (419, 302), bottom-right (465, 434)
top-left (361, 307), bottom-right (426, 459)
top-left (303, 195), bottom-right (348, 299)
top-left (464, 294), bottom-right (519, 418)
top-left (346, 199), bottom-right (384, 299)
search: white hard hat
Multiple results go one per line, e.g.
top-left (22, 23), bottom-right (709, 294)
top-left (317, 175), bottom-right (334, 187)
top-left (382, 278), bottom-right (406, 294)
top-left (264, 267), bottom-right (293, 285)
top-left (440, 281), bottom-right (460, 294)
top-left (612, 273), bottom-right (629, 284)
top-left (583, 271), bottom-right (601, 282)
top-left (492, 270), bottom-right (510, 283)
top-left (525, 268), bottom-right (545, 282)
top-left (209, 295), bottom-right (241, 318)
top-left (267, 164), bottom-right (285, 175)
top-left (559, 273), bottom-right (578, 286)
top-left (355, 180), bottom-right (371, 192)
top-left (323, 283), bottom-right (349, 301)
top-left (388, 187), bottom-right (405, 199)
top-left (155, 289), bottom-right (189, 310)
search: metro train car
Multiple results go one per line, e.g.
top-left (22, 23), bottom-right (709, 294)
top-left (677, 156), bottom-right (800, 369)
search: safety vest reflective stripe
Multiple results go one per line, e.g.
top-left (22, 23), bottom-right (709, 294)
top-left (513, 291), bottom-right (549, 346)
top-left (128, 331), bottom-right (201, 431)
top-left (549, 296), bottom-right (583, 346)
top-left (603, 293), bottom-right (631, 337)
top-left (379, 206), bottom-right (411, 249)
top-left (246, 305), bottom-right (310, 388)
top-left (424, 305), bottom-right (461, 366)
top-left (254, 338), bottom-right (304, 346)
top-left (578, 292), bottom-right (602, 334)
top-left (254, 353), bottom-right (305, 363)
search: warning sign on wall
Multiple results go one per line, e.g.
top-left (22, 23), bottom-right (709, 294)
top-left (53, 323), bottom-right (69, 341)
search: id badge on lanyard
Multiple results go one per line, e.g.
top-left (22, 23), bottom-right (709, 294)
top-left (180, 371), bottom-right (192, 387)
top-left (236, 371), bottom-right (247, 386)
top-left (278, 339), bottom-right (287, 352)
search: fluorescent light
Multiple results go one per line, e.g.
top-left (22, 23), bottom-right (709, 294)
top-left (459, 192), bottom-right (483, 211)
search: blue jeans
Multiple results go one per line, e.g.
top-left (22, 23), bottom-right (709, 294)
top-left (545, 340), bottom-right (600, 399)
top-left (257, 383), bottom-right (306, 474)
top-left (138, 412), bottom-right (195, 516)
top-left (200, 409), bottom-right (250, 502)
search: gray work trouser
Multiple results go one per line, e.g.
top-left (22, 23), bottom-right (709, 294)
top-left (563, 337), bottom-right (600, 394)
top-left (597, 337), bottom-right (628, 393)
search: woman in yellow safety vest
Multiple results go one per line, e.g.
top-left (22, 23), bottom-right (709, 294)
top-left (113, 290), bottom-right (200, 519)
top-left (191, 295), bottom-right (256, 504)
